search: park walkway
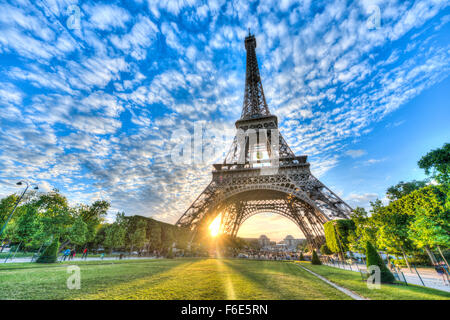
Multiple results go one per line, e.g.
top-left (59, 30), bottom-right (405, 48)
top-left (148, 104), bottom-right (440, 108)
top-left (322, 261), bottom-right (450, 293)
top-left (295, 264), bottom-right (367, 300)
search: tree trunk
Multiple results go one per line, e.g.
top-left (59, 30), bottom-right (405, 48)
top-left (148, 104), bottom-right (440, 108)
top-left (400, 246), bottom-right (412, 271)
top-left (58, 240), bottom-right (70, 252)
top-left (437, 245), bottom-right (449, 269)
top-left (424, 245), bottom-right (438, 265)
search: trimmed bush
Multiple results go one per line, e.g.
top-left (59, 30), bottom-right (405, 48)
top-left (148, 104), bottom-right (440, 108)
top-left (324, 219), bottom-right (355, 257)
top-left (365, 241), bottom-right (395, 283)
top-left (311, 250), bottom-right (321, 265)
top-left (36, 239), bottom-right (59, 263)
top-left (299, 252), bottom-right (305, 261)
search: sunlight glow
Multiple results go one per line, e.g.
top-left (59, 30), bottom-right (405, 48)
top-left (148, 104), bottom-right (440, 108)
top-left (209, 214), bottom-right (222, 237)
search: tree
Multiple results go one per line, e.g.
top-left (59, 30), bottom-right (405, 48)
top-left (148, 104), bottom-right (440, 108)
top-left (320, 243), bottom-right (332, 255)
top-left (311, 250), bottom-right (321, 265)
top-left (68, 217), bottom-right (88, 247)
top-left (386, 180), bottom-right (427, 201)
top-left (299, 252), bottom-right (305, 261)
top-left (78, 200), bottom-right (109, 245)
top-left (32, 191), bottom-right (73, 245)
top-left (418, 143), bottom-right (450, 185)
top-left (36, 238), bottom-right (59, 263)
top-left (348, 207), bottom-right (377, 253)
top-left (104, 213), bottom-right (126, 253)
top-left (0, 194), bottom-right (19, 227)
top-left (373, 203), bottom-right (414, 270)
top-left (406, 186), bottom-right (450, 265)
top-left (365, 241), bottom-right (395, 283)
top-left (11, 204), bottom-right (39, 249)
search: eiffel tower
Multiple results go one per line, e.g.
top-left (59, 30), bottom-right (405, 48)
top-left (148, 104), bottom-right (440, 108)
top-left (176, 33), bottom-right (352, 248)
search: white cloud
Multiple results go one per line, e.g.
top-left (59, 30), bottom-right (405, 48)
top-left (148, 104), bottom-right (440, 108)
top-left (110, 15), bottom-right (158, 60)
top-left (345, 149), bottom-right (367, 158)
top-left (85, 4), bottom-right (131, 30)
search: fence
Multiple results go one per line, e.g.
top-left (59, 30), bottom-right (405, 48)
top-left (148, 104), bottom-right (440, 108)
top-left (320, 256), bottom-right (450, 291)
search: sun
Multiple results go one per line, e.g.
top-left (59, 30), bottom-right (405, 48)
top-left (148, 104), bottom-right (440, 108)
top-left (209, 214), bottom-right (221, 237)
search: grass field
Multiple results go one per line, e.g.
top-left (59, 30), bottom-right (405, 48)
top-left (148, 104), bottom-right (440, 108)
top-left (0, 258), bottom-right (449, 300)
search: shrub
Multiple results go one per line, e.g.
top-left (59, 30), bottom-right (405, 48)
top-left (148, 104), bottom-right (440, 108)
top-left (36, 239), bottom-right (59, 263)
top-left (365, 241), bottom-right (395, 283)
top-left (324, 219), bottom-right (355, 257)
top-left (299, 252), bottom-right (305, 261)
top-left (311, 250), bottom-right (321, 265)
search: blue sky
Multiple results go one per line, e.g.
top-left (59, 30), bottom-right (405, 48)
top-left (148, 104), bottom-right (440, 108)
top-left (0, 0), bottom-right (449, 240)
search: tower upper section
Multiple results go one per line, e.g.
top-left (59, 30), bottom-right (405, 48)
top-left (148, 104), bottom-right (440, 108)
top-left (240, 34), bottom-right (271, 120)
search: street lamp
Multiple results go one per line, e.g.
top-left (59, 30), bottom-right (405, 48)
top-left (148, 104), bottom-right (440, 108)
top-left (0, 181), bottom-right (39, 238)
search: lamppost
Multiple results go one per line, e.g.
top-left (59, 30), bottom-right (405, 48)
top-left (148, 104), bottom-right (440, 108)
top-left (0, 181), bottom-right (39, 238)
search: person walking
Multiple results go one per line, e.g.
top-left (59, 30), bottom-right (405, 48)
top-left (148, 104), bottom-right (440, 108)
top-left (61, 248), bottom-right (70, 261)
top-left (70, 249), bottom-right (76, 260)
top-left (82, 248), bottom-right (88, 260)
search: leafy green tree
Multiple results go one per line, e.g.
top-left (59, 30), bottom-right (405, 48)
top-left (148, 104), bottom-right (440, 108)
top-left (311, 250), bottom-right (321, 265)
top-left (0, 194), bottom-right (19, 227)
top-left (11, 204), bottom-right (39, 249)
top-left (406, 186), bottom-right (450, 265)
top-left (373, 186), bottom-right (448, 267)
top-left (418, 142), bottom-right (450, 185)
top-left (32, 191), bottom-right (73, 245)
top-left (68, 217), bottom-right (88, 247)
top-left (386, 180), bottom-right (427, 201)
top-left (373, 203), bottom-right (414, 270)
top-left (104, 213), bottom-right (126, 253)
top-left (365, 241), bottom-right (395, 283)
top-left (77, 200), bottom-right (109, 244)
top-left (348, 206), bottom-right (378, 253)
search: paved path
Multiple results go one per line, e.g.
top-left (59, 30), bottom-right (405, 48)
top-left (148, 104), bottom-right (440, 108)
top-left (295, 264), bottom-right (367, 300)
top-left (323, 262), bottom-right (450, 293)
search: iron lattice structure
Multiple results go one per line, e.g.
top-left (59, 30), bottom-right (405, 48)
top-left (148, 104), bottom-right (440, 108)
top-left (176, 34), bottom-right (352, 248)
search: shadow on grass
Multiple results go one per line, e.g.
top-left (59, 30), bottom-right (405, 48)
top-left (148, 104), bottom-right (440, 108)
top-left (0, 258), bottom-right (198, 300)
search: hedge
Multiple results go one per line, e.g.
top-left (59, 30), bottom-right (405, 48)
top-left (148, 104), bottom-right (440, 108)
top-left (324, 219), bottom-right (355, 254)
top-left (36, 238), bottom-right (59, 263)
top-left (365, 241), bottom-right (395, 283)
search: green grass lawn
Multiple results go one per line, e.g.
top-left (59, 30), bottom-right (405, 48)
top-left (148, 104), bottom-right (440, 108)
top-left (0, 258), bottom-right (350, 300)
top-left (297, 262), bottom-right (450, 300)
top-left (1, 258), bottom-right (448, 300)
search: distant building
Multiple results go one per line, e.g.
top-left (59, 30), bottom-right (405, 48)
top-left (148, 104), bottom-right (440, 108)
top-left (284, 235), bottom-right (295, 247)
top-left (258, 235), bottom-right (271, 247)
top-left (283, 235), bottom-right (306, 249)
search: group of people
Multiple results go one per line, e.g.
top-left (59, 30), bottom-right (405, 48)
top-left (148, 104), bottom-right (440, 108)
top-left (61, 248), bottom-right (89, 261)
top-left (234, 249), bottom-right (304, 261)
